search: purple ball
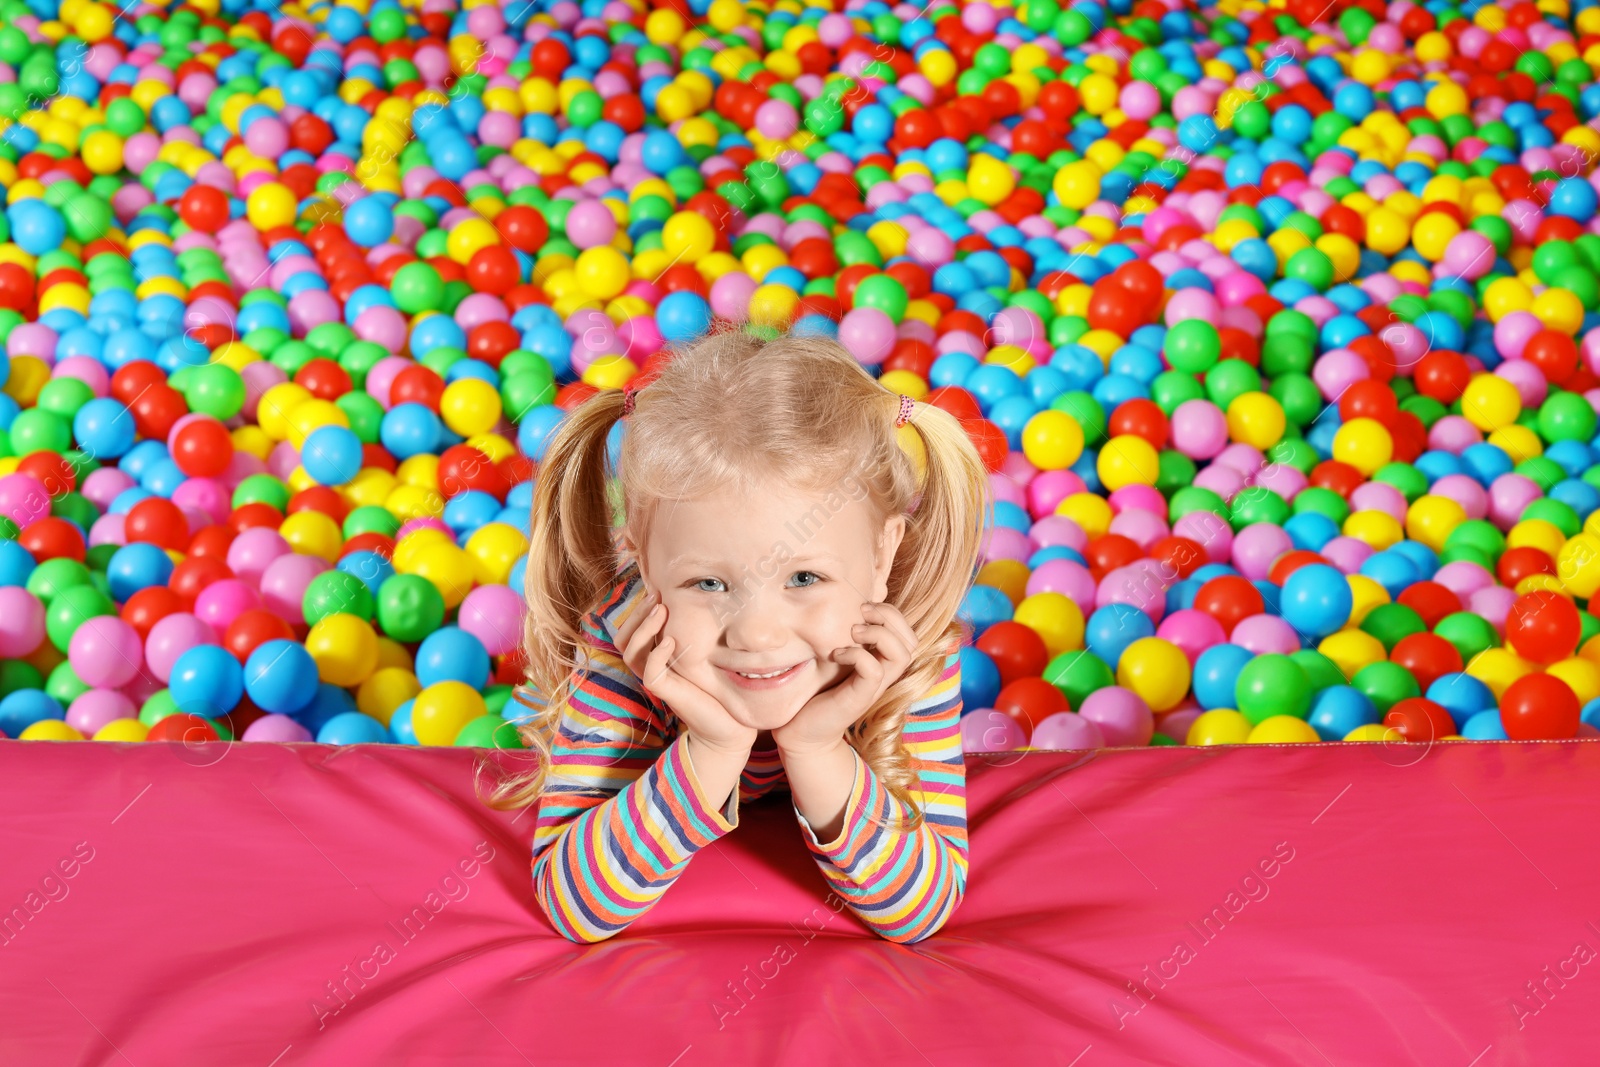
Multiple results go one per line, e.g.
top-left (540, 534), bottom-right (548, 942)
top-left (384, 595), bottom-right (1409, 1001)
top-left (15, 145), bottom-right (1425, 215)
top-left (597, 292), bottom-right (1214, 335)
top-left (1030, 711), bottom-right (1109, 750)
top-left (458, 585), bottom-right (526, 657)
top-left (1076, 688), bottom-right (1153, 747)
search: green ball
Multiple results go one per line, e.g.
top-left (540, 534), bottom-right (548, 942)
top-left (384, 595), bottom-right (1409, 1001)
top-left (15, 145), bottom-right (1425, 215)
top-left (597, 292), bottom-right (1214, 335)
top-left (1434, 612), bottom-right (1500, 663)
top-left (1235, 654), bottom-right (1312, 724)
top-left (1204, 359), bottom-right (1261, 410)
top-left (26, 558), bottom-right (92, 603)
top-left (10, 409), bottom-right (72, 455)
top-left (1149, 370), bottom-right (1205, 416)
top-left (1052, 391), bottom-right (1105, 443)
top-left (376, 574), bottom-right (446, 642)
top-left (1351, 660), bottom-right (1420, 714)
top-left (0, 660), bottom-right (44, 699)
top-left (1360, 603), bottom-right (1427, 651)
top-left (1164, 319), bottom-right (1220, 374)
top-left (851, 274), bottom-right (909, 323)
top-left (183, 363), bottom-right (246, 420)
top-left (1539, 391), bottom-right (1598, 443)
top-left (1289, 649), bottom-right (1347, 691)
top-left (453, 715), bottom-right (527, 748)
top-left (303, 571), bottom-right (376, 625)
top-left (343, 505), bottom-right (401, 540)
top-left (1043, 650), bottom-right (1114, 708)
top-left (391, 262), bottom-right (445, 315)
top-left (46, 585), bottom-right (116, 653)
top-left (232, 474), bottom-right (289, 512)
top-left (140, 690), bottom-right (180, 726)
top-left (46, 661), bottom-right (90, 706)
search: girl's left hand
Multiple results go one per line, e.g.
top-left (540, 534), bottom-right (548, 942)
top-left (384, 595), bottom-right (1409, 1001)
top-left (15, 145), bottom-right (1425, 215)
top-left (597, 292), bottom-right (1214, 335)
top-left (771, 602), bottom-right (919, 756)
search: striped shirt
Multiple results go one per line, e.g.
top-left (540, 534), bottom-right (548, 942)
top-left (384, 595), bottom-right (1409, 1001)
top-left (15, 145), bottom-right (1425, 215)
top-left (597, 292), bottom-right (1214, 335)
top-left (519, 562), bottom-right (968, 944)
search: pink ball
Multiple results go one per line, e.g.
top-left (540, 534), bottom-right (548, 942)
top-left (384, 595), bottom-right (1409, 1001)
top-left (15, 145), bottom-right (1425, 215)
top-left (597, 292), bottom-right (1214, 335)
top-left (191, 579), bottom-right (260, 634)
top-left (1230, 614), bottom-right (1301, 655)
top-left (1076, 687), bottom-right (1154, 747)
top-left (0, 587), bottom-right (45, 657)
top-left (754, 99), bottom-right (798, 139)
top-left (143, 613), bottom-right (219, 682)
top-left (67, 689), bottom-right (137, 737)
top-left (226, 527), bottom-right (292, 586)
top-left (838, 307), bottom-right (896, 364)
top-left (1156, 609), bottom-right (1226, 663)
top-left (0, 473), bottom-right (51, 527)
top-left (259, 553), bottom-right (330, 623)
top-left (458, 585), bottom-right (525, 656)
top-left (1231, 523), bottom-right (1292, 580)
top-left (69, 616), bottom-right (143, 689)
top-left (1156, 704), bottom-right (1203, 743)
top-left (1029, 711), bottom-right (1108, 750)
top-left (564, 199), bottom-right (618, 249)
top-left (243, 714), bottom-right (315, 742)
top-left (960, 708), bottom-right (1027, 752)
top-left (1170, 398), bottom-right (1228, 459)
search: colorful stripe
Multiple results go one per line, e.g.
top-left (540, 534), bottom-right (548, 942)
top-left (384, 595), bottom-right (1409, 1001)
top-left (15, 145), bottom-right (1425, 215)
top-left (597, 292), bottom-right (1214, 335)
top-left (528, 562), bottom-right (967, 944)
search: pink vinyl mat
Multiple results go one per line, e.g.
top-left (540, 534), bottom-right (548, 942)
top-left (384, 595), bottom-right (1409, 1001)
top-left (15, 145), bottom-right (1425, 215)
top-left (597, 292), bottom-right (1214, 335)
top-left (2, 737), bottom-right (1596, 1066)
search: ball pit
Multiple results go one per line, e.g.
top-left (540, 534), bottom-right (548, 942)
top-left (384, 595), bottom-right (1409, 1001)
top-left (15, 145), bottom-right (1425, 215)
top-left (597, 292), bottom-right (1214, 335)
top-left (1, 0), bottom-right (1599, 754)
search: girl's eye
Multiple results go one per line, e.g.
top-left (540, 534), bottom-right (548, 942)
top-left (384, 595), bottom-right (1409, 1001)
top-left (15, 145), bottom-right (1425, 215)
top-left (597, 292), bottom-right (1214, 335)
top-left (789, 571), bottom-right (822, 588)
top-left (693, 578), bottom-right (726, 593)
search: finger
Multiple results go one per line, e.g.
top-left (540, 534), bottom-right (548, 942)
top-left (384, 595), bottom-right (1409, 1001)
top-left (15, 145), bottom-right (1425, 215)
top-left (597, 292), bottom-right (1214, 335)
top-left (865, 603), bottom-right (919, 656)
top-left (620, 602), bottom-right (665, 667)
top-left (851, 622), bottom-right (910, 665)
top-left (614, 592), bottom-right (660, 649)
top-left (834, 644), bottom-right (883, 685)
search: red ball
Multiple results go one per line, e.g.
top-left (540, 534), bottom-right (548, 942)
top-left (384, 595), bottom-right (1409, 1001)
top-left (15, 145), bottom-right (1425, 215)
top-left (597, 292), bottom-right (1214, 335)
top-left (171, 417), bottom-right (234, 478)
top-left (1388, 632), bottom-right (1464, 693)
top-left (169, 555), bottom-right (233, 607)
top-left (390, 365), bottom-right (445, 410)
top-left (1395, 580), bottom-right (1462, 628)
top-left (1337, 379), bottom-right (1399, 425)
top-left (1108, 398), bottom-right (1168, 449)
top-left (494, 205), bottom-right (549, 253)
top-left (467, 321), bottom-right (520, 367)
top-left (1084, 534), bottom-right (1143, 581)
top-left (224, 609), bottom-right (297, 664)
top-left (16, 451), bottom-right (76, 497)
top-left (438, 444), bottom-right (507, 500)
top-left (994, 677), bottom-right (1072, 736)
top-left (18, 517), bottom-right (85, 563)
top-left (1497, 545), bottom-right (1557, 588)
top-left (294, 358), bottom-right (353, 400)
top-left (975, 620), bottom-right (1050, 689)
top-left (111, 361), bottom-right (166, 406)
top-left (146, 713), bottom-right (221, 743)
top-left (466, 245), bottom-right (522, 296)
top-left (1193, 575), bottom-right (1265, 636)
top-left (132, 385), bottom-right (188, 441)
top-left (125, 498), bottom-right (190, 552)
top-left (1384, 697), bottom-right (1457, 743)
top-left (1521, 330), bottom-right (1579, 385)
top-left (1499, 673), bottom-right (1581, 740)
top-left (121, 586), bottom-right (185, 641)
top-left (178, 185), bottom-right (230, 233)
top-left (1504, 591), bottom-right (1581, 665)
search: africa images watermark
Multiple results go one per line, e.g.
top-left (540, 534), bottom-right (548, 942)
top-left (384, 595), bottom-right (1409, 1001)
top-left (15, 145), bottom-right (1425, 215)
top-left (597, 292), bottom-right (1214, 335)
top-left (710, 885), bottom-right (852, 1030)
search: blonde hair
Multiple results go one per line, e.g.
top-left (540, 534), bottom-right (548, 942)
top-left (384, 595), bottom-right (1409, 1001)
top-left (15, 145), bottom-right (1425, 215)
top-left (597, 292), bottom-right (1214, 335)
top-left (481, 326), bottom-right (992, 828)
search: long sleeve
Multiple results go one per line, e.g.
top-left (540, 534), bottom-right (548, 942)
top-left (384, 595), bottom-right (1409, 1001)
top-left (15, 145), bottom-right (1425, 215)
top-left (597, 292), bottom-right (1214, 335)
top-left (529, 577), bottom-right (740, 943)
top-left (791, 645), bottom-right (968, 944)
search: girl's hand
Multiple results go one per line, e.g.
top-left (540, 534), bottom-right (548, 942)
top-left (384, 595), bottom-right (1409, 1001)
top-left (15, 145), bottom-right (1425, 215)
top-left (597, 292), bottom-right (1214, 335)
top-left (617, 589), bottom-right (757, 755)
top-left (772, 602), bottom-right (917, 756)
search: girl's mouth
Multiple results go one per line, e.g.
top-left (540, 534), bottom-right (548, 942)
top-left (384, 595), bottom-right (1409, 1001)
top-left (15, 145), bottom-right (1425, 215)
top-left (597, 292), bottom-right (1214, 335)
top-left (720, 662), bottom-right (807, 690)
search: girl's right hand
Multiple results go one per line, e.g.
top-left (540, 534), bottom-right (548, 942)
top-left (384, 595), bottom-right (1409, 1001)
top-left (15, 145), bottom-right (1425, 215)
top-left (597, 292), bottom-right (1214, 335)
top-left (617, 589), bottom-right (758, 755)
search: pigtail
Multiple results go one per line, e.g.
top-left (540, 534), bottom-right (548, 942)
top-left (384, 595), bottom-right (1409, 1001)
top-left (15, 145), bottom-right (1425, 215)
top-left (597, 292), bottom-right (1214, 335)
top-left (479, 387), bottom-right (631, 811)
top-left (849, 394), bottom-right (992, 831)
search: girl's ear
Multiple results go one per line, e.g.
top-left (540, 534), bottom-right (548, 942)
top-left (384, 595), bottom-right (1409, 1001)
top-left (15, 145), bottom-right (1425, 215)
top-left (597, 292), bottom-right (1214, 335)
top-left (872, 514), bottom-right (907, 602)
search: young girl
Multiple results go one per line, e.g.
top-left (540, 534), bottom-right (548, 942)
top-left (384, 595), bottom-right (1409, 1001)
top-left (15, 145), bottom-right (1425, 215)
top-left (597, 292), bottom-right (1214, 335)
top-left (491, 327), bottom-right (992, 944)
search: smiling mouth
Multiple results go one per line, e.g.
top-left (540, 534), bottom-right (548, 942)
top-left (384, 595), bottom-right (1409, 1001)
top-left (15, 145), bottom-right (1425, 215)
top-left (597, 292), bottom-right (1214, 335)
top-left (718, 662), bottom-right (807, 688)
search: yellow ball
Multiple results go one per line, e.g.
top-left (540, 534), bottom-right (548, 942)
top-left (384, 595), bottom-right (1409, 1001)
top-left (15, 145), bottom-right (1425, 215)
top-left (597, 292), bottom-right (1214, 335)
top-left (411, 543), bottom-right (476, 609)
top-left (1247, 716), bottom-right (1321, 743)
top-left (1013, 592), bottom-right (1085, 657)
top-left (1332, 417), bottom-right (1394, 475)
top-left (574, 245), bottom-right (631, 300)
top-left (967, 154), bottom-right (1017, 207)
top-left (74, 1), bottom-right (114, 40)
top-left (440, 378), bottom-right (503, 437)
top-left (747, 283), bottom-right (799, 328)
top-left (81, 129), bottom-right (124, 175)
top-left (446, 218), bottom-right (501, 265)
top-left (1116, 637), bottom-right (1191, 712)
top-left (1346, 573), bottom-right (1391, 626)
top-left (465, 521), bottom-right (529, 585)
top-left (246, 182), bottom-right (298, 230)
top-left (279, 510), bottom-right (344, 564)
top-left (93, 718), bottom-right (150, 742)
top-left (1053, 160), bottom-right (1103, 210)
top-left (1558, 533), bottom-right (1600, 597)
top-left (1319, 629), bottom-right (1387, 679)
top-left (1226, 391), bottom-right (1287, 449)
top-left (20, 719), bottom-right (83, 740)
top-left (305, 613), bottom-right (381, 688)
top-left (357, 667), bottom-right (422, 726)
top-left (1343, 509), bottom-right (1404, 551)
top-left (1057, 492), bottom-right (1112, 539)
top-left (1097, 433), bottom-right (1160, 491)
top-left (1548, 657), bottom-right (1600, 706)
top-left (1425, 80), bottom-right (1470, 118)
top-left (1461, 373), bottom-right (1521, 431)
top-left (1532, 287), bottom-right (1585, 334)
top-left (1021, 410), bottom-right (1084, 470)
top-left (1187, 708), bottom-right (1252, 745)
top-left (1363, 208), bottom-right (1411, 256)
top-left (412, 680), bottom-right (488, 745)
top-left (1410, 212), bottom-right (1460, 262)
top-left (1344, 723), bottom-right (1403, 742)
top-left (1465, 647), bottom-right (1536, 699)
top-left (661, 211), bottom-right (717, 263)
top-left (644, 7), bottom-right (686, 42)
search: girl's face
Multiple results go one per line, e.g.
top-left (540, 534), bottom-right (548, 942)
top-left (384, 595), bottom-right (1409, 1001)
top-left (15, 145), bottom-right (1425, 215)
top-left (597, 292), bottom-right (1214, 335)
top-left (630, 481), bottom-right (906, 733)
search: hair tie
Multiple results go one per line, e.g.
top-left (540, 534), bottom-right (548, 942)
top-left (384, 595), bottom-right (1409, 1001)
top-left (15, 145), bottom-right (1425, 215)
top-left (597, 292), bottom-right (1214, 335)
top-left (622, 385), bottom-right (636, 417)
top-left (894, 394), bottom-right (914, 427)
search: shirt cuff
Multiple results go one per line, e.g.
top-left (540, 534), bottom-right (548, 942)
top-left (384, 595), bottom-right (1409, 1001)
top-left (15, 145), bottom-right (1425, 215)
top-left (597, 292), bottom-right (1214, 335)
top-left (677, 733), bottom-right (740, 830)
top-left (793, 744), bottom-right (867, 857)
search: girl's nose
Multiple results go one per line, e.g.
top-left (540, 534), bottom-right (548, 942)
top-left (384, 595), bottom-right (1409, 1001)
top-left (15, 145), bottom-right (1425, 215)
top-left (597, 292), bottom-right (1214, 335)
top-left (720, 587), bottom-right (788, 650)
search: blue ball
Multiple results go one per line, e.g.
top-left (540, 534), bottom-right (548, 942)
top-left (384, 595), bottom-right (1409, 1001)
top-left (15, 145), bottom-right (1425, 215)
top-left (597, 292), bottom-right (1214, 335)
top-left (244, 639), bottom-right (320, 715)
top-left (0, 690), bottom-right (64, 737)
top-left (8, 200), bottom-right (66, 256)
top-left (344, 196), bottom-right (394, 247)
top-left (1461, 710), bottom-right (1510, 740)
top-left (1307, 686), bottom-right (1379, 740)
top-left (416, 626), bottom-right (490, 689)
top-left (1085, 604), bottom-right (1156, 669)
top-left (317, 711), bottom-right (391, 745)
top-left (389, 699), bottom-right (419, 745)
top-left (657, 291), bottom-right (712, 344)
top-left (380, 403), bottom-right (443, 460)
top-left (170, 645), bottom-right (245, 717)
top-left (958, 646), bottom-right (1001, 713)
top-left (1192, 643), bottom-right (1253, 710)
top-left (0, 539), bottom-right (35, 588)
top-left (106, 542), bottom-right (175, 602)
top-left (74, 397), bottom-right (137, 460)
top-left (295, 683), bottom-right (355, 734)
top-left (301, 424), bottom-right (364, 486)
top-left (1548, 177), bottom-right (1599, 221)
top-left (1426, 672), bottom-right (1494, 728)
top-left (1280, 564), bottom-right (1353, 639)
